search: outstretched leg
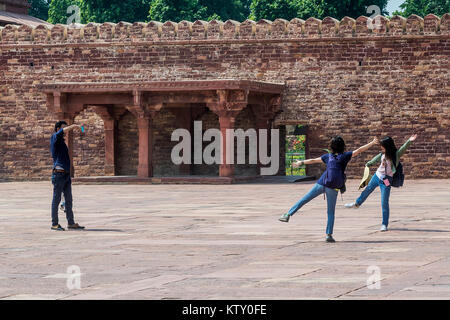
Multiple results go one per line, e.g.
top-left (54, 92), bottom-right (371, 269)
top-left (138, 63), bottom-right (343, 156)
top-left (287, 183), bottom-right (325, 216)
top-left (355, 174), bottom-right (381, 207)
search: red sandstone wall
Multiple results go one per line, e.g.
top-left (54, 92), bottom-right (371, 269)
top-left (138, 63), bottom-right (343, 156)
top-left (0, 14), bottom-right (449, 180)
top-left (72, 107), bottom-right (105, 177)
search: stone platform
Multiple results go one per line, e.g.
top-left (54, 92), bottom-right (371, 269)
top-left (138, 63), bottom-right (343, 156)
top-left (0, 179), bottom-right (449, 299)
top-left (72, 175), bottom-right (263, 185)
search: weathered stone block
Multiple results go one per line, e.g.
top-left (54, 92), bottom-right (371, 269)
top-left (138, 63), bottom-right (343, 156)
top-left (339, 16), bottom-right (355, 37)
top-left (287, 18), bottom-right (304, 38)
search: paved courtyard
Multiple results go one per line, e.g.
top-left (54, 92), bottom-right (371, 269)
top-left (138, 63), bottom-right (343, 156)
top-left (0, 179), bottom-right (449, 300)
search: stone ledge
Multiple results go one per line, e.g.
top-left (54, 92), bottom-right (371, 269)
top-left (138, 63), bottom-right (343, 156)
top-left (0, 14), bottom-right (448, 45)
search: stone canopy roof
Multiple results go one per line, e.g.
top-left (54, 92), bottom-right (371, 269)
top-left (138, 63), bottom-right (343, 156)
top-left (0, 9), bottom-right (51, 27)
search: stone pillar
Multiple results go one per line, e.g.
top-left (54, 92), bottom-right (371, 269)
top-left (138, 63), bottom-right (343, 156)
top-left (92, 105), bottom-right (117, 176)
top-left (103, 118), bottom-right (117, 176)
top-left (208, 90), bottom-right (248, 178)
top-left (218, 115), bottom-right (237, 177)
top-left (128, 91), bottom-right (162, 178)
top-left (54, 93), bottom-right (76, 177)
top-left (137, 116), bottom-right (153, 178)
top-left (65, 116), bottom-right (75, 178)
top-left (54, 112), bottom-right (75, 177)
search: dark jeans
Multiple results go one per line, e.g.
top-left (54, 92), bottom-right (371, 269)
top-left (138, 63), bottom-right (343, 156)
top-left (51, 172), bottom-right (75, 226)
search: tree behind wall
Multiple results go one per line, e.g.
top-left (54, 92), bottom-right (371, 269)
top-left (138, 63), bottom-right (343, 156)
top-left (48, 0), bottom-right (152, 24)
top-left (48, 0), bottom-right (82, 24)
top-left (393, 0), bottom-right (450, 17)
top-left (80, 0), bottom-right (152, 23)
top-left (29, 0), bottom-right (50, 21)
top-left (148, 0), bottom-right (250, 22)
top-left (249, 0), bottom-right (389, 21)
top-left (39, 0), bottom-right (450, 25)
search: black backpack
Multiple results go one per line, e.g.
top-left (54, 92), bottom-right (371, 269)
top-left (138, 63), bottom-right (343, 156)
top-left (392, 161), bottom-right (404, 188)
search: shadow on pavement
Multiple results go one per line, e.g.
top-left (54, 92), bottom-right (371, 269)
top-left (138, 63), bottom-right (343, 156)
top-left (337, 240), bottom-right (409, 243)
top-left (388, 228), bottom-right (450, 233)
top-left (71, 229), bottom-right (124, 232)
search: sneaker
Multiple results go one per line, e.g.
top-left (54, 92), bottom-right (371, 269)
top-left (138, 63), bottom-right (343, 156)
top-left (51, 224), bottom-right (65, 231)
top-left (278, 213), bottom-right (290, 223)
top-left (345, 202), bottom-right (359, 209)
top-left (68, 223), bottom-right (85, 230)
top-left (326, 234), bottom-right (336, 243)
top-left (60, 202), bottom-right (66, 213)
top-left (380, 225), bottom-right (388, 232)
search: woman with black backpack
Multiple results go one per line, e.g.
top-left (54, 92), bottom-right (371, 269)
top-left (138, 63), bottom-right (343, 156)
top-left (279, 136), bottom-right (378, 243)
top-left (345, 134), bottom-right (417, 232)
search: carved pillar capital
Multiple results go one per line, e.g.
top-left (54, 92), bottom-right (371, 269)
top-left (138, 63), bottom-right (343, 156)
top-left (207, 89), bottom-right (248, 118)
top-left (127, 103), bottom-right (163, 120)
top-left (250, 95), bottom-right (282, 126)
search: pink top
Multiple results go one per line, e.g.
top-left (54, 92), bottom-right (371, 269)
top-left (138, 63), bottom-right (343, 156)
top-left (375, 154), bottom-right (393, 179)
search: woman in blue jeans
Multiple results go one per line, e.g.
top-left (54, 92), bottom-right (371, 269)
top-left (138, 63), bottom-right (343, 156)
top-left (279, 136), bottom-right (378, 243)
top-left (345, 134), bottom-right (417, 231)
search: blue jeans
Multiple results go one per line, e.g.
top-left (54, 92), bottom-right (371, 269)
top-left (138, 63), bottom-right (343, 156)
top-left (51, 172), bottom-right (75, 226)
top-left (288, 183), bottom-right (338, 235)
top-left (356, 174), bottom-right (391, 226)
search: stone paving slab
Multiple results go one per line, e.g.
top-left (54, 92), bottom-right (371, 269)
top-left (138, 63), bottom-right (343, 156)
top-left (0, 179), bottom-right (449, 299)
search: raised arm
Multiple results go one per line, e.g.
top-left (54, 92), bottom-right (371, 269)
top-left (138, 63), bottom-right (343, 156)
top-left (292, 157), bottom-right (323, 168)
top-left (397, 134), bottom-right (417, 158)
top-left (352, 137), bottom-right (379, 157)
top-left (63, 124), bottom-right (82, 133)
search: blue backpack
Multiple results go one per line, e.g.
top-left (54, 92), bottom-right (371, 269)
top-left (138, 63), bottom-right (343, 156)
top-left (323, 153), bottom-right (347, 193)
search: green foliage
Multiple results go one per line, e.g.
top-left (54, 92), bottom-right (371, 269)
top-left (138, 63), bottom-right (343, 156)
top-left (249, 0), bottom-right (299, 21)
top-left (250, 0), bottom-right (389, 21)
top-left (285, 131), bottom-right (307, 176)
top-left (48, 0), bottom-right (82, 24)
top-left (148, 0), bottom-right (250, 22)
top-left (80, 0), bottom-right (152, 23)
top-left (286, 134), bottom-right (305, 152)
top-left (285, 154), bottom-right (306, 176)
top-left (29, 0), bottom-right (50, 21)
top-left (149, 0), bottom-right (206, 22)
top-left (392, 0), bottom-right (450, 17)
top-left (48, 0), bottom-right (151, 24)
top-left (40, 0), bottom-right (407, 25)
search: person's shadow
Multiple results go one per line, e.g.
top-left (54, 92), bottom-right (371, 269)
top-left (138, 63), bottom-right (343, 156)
top-left (69, 228), bottom-right (124, 232)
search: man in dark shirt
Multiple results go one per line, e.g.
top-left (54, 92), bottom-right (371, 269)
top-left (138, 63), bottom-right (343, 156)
top-left (50, 121), bottom-right (85, 231)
